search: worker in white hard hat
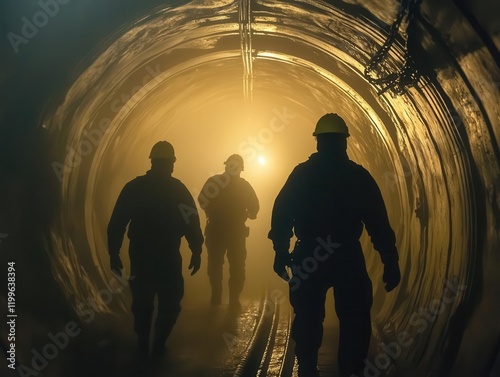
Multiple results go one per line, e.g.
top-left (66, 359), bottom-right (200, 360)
top-left (198, 154), bottom-right (259, 310)
top-left (268, 114), bottom-right (401, 377)
top-left (107, 141), bottom-right (204, 359)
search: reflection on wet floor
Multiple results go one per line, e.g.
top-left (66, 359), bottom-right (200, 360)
top-left (120, 300), bottom-right (261, 377)
top-left (112, 296), bottom-right (347, 377)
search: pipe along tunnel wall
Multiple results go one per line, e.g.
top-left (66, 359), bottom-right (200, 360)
top-left (0, 0), bottom-right (498, 376)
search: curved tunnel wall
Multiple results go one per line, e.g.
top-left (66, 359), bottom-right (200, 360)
top-left (1, 0), bottom-right (498, 376)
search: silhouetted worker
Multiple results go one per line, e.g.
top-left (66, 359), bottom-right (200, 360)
top-left (268, 114), bottom-right (401, 377)
top-left (107, 141), bottom-right (204, 358)
top-left (198, 154), bottom-right (259, 309)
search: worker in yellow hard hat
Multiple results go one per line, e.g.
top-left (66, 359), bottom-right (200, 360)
top-left (198, 154), bottom-right (259, 310)
top-left (268, 114), bottom-right (401, 377)
top-left (107, 141), bottom-right (204, 359)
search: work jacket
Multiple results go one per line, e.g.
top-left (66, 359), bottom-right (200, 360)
top-left (198, 173), bottom-right (259, 230)
top-left (107, 170), bottom-right (204, 258)
top-left (268, 152), bottom-right (398, 265)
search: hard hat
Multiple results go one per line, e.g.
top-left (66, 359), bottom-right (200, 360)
top-left (224, 154), bottom-right (244, 170)
top-left (313, 113), bottom-right (350, 137)
top-left (149, 141), bottom-right (176, 160)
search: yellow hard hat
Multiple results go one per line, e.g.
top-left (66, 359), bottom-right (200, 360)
top-left (149, 141), bottom-right (176, 160)
top-left (313, 113), bottom-right (350, 136)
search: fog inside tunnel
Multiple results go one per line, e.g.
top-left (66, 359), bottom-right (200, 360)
top-left (1, 0), bottom-right (499, 376)
top-left (48, 1), bottom-right (417, 312)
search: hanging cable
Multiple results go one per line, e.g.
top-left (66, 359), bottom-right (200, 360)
top-left (364, 0), bottom-right (422, 96)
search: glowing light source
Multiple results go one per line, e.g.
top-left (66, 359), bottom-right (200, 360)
top-left (258, 156), bottom-right (266, 165)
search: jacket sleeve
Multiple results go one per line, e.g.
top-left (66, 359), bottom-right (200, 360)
top-left (245, 181), bottom-right (260, 219)
top-left (107, 182), bottom-right (134, 256)
top-left (268, 169), bottom-right (300, 253)
top-left (180, 184), bottom-right (204, 255)
top-left (360, 169), bottom-right (399, 264)
top-left (197, 178), bottom-right (212, 215)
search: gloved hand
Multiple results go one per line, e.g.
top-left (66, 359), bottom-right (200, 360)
top-left (383, 260), bottom-right (401, 292)
top-left (273, 251), bottom-right (291, 282)
top-left (189, 253), bottom-right (201, 276)
top-left (110, 254), bottom-right (123, 277)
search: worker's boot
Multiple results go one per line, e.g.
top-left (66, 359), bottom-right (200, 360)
top-left (136, 332), bottom-right (150, 360)
top-left (152, 313), bottom-right (178, 359)
top-left (297, 365), bottom-right (320, 377)
top-left (297, 363), bottom-right (320, 377)
top-left (228, 291), bottom-right (241, 312)
top-left (151, 338), bottom-right (167, 359)
top-left (228, 282), bottom-right (243, 311)
top-left (211, 287), bottom-right (222, 305)
top-left (297, 350), bottom-right (319, 377)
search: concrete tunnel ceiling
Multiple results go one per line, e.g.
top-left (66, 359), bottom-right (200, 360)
top-left (13, 0), bottom-right (499, 375)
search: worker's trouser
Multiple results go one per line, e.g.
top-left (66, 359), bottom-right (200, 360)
top-left (128, 242), bottom-right (184, 353)
top-left (289, 241), bottom-right (373, 377)
top-left (205, 223), bottom-right (247, 302)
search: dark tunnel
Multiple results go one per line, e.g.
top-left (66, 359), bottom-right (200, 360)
top-left (0, 0), bottom-right (499, 376)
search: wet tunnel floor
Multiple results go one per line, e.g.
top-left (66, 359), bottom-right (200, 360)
top-left (101, 300), bottom-right (262, 377)
top-left (66, 297), bottom-right (379, 377)
top-left (71, 299), bottom-right (269, 377)
top-left (0, 295), bottom-right (388, 377)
